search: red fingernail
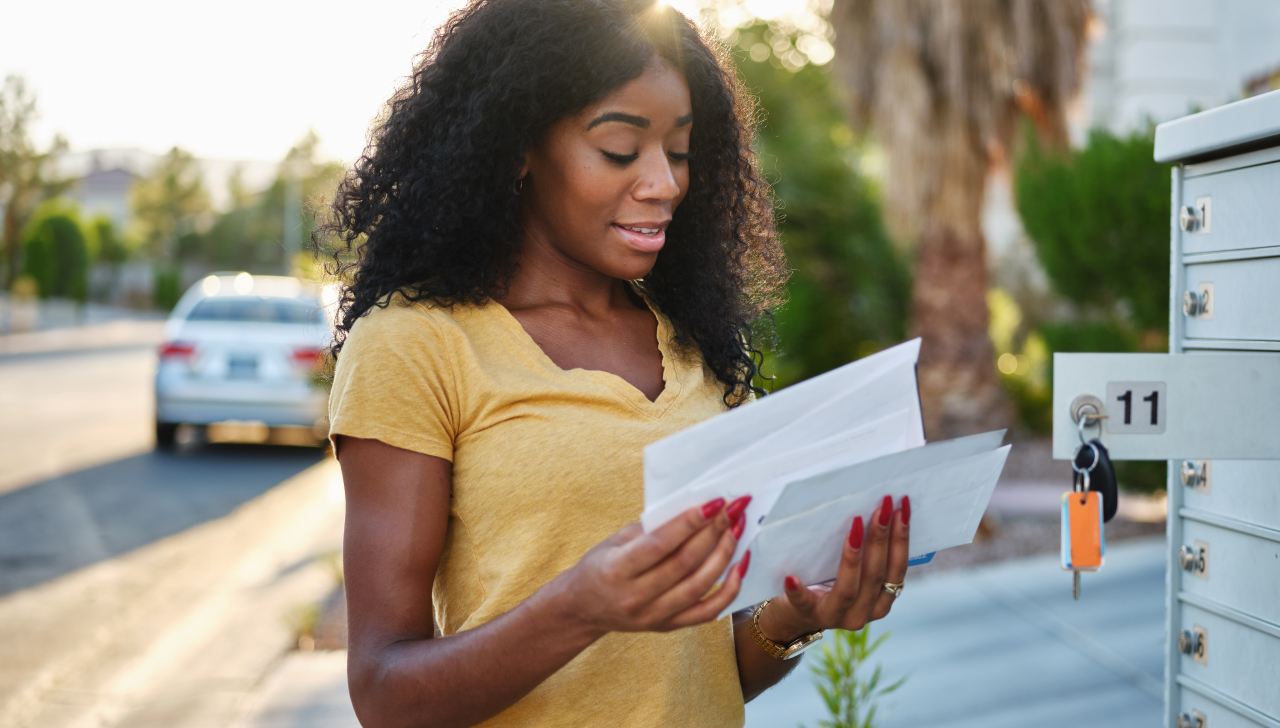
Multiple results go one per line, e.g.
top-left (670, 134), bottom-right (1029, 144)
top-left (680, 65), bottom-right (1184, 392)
top-left (701, 498), bottom-right (725, 519)
top-left (737, 550), bottom-right (751, 578)
top-left (848, 516), bottom-right (864, 549)
top-left (725, 495), bottom-right (752, 521)
top-left (878, 495), bottom-right (893, 526)
top-left (902, 495), bottom-right (911, 525)
top-left (785, 575), bottom-right (799, 591)
top-left (732, 518), bottom-right (744, 540)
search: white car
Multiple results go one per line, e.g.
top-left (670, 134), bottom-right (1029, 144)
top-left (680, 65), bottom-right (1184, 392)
top-left (153, 272), bottom-right (336, 450)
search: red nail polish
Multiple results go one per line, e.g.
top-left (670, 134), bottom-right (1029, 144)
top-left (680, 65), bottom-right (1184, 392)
top-left (732, 518), bottom-right (744, 540)
top-left (848, 516), bottom-right (864, 549)
top-left (785, 575), bottom-right (799, 591)
top-left (737, 550), bottom-right (751, 578)
top-left (701, 498), bottom-right (725, 519)
top-left (725, 495), bottom-right (752, 521)
top-left (878, 495), bottom-right (893, 526)
top-left (902, 495), bottom-right (911, 525)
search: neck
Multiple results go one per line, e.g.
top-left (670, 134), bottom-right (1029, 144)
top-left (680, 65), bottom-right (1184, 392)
top-left (498, 227), bottom-right (642, 318)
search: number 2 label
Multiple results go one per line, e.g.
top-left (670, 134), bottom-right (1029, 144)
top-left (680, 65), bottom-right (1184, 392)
top-left (1105, 381), bottom-right (1167, 434)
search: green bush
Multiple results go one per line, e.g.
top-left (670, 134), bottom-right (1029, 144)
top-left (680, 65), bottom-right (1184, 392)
top-left (21, 202), bottom-right (90, 302)
top-left (732, 23), bottom-right (911, 390)
top-left (1014, 125), bottom-right (1169, 331)
top-left (153, 267), bottom-right (182, 311)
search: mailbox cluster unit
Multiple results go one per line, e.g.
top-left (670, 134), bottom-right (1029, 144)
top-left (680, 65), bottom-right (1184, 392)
top-left (1157, 92), bottom-right (1280, 728)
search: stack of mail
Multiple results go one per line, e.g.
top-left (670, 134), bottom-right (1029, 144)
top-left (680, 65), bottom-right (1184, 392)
top-left (640, 339), bottom-right (1012, 616)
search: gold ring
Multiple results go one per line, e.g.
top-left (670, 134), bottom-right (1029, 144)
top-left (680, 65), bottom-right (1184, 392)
top-left (882, 581), bottom-right (904, 597)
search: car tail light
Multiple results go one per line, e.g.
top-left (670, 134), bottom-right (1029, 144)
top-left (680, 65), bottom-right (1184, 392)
top-left (291, 346), bottom-right (324, 368)
top-left (158, 341), bottom-right (196, 360)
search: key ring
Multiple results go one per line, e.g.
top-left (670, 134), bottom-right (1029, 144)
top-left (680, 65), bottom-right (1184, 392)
top-left (1076, 412), bottom-right (1106, 446)
top-left (1072, 441), bottom-right (1099, 476)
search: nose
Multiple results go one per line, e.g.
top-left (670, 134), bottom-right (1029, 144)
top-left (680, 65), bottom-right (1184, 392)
top-left (633, 151), bottom-right (682, 203)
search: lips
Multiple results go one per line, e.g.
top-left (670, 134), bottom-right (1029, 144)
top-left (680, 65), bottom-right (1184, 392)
top-left (612, 221), bottom-right (669, 253)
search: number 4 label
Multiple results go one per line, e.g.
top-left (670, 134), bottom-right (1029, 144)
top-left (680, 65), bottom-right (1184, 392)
top-left (1105, 381), bottom-right (1167, 434)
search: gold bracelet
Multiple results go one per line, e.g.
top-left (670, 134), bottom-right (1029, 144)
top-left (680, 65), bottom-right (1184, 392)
top-left (748, 599), bottom-right (824, 660)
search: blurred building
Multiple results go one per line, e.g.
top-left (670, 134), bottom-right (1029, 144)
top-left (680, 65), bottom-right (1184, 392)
top-left (70, 152), bottom-right (139, 232)
top-left (1085, 0), bottom-right (1280, 136)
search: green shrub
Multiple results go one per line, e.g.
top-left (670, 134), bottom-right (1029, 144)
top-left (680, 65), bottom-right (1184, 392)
top-left (732, 23), bottom-right (911, 389)
top-left (1014, 126), bottom-right (1169, 331)
top-left (153, 267), bottom-right (182, 311)
top-left (21, 202), bottom-right (90, 302)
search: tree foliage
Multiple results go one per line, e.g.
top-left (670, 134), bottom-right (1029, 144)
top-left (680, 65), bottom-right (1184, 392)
top-left (0, 74), bottom-right (74, 288)
top-left (189, 131), bottom-right (344, 274)
top-left (730, 22), bottom-right (911, 389)
top-left (129, 146), bottom-right (211, 261)
top-left (21, 201), bottom-right (89, 302)
top-left (1014, 126), bottom-right (1169, 330)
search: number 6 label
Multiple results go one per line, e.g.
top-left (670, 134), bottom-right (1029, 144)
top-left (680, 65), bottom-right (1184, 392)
top-left (1105, 381), bottom-right (1167, 434)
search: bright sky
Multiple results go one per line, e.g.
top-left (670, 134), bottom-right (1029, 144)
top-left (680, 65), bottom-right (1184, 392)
top-left (3, 0), bottom-right (821, 167)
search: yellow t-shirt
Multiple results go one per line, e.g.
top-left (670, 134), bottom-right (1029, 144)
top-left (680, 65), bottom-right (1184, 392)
top-left (327, 287), bottom-right (746, 727)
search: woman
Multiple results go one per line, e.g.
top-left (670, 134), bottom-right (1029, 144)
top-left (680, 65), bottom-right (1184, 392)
top-left (322, 1), bottom-right (911, 725)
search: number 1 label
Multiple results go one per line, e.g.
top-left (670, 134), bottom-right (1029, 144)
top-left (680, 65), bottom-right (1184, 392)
top-left (1105, 381), bottom-right (1167, 434)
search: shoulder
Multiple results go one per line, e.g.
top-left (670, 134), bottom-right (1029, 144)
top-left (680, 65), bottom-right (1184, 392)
top-left (342, 293), bottom-right (472, 358)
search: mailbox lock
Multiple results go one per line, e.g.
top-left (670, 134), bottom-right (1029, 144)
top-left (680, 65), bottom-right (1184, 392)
top-left (1178, 543), bottom-right (1208, 576)
top-left (1180, 461), bottom-right (1209, 490)
top-left (1068, 394), bottom-right (1106, 435)
top-left (1182, 289), bottom-right (1210, 317)
top-left (1178, 626), bottom-right (1208, 663)
top-left (1176, 710), bottom-right (1206, 728)
top-left (1179, 205), bottom-right (1200, 232)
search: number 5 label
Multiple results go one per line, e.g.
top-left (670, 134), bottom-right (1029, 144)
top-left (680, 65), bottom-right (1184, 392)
top-left (1105, 381), bottom-right (1167, 434)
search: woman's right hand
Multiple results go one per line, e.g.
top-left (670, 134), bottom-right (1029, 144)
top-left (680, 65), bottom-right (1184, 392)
top-left (554, 496), bottom-right (752, 636)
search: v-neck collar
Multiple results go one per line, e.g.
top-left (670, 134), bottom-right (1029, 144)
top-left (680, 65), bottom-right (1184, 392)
top-left (488, 282), bottom-right (683, 417)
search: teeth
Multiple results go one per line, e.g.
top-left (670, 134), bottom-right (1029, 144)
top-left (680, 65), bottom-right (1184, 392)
top-left (620, 225), bottom-right (660, 235)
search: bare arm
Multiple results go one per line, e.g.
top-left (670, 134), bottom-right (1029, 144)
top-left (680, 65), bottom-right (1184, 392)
top-left (337, 435), bottom-right (748, 728)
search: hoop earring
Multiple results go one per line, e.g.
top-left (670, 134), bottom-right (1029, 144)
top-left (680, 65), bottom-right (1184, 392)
top-left (514, 175), bottom-right (526, 195)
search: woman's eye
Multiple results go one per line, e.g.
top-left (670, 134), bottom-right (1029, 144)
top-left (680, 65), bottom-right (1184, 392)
top-left (668, 151), bottom-right (690, 163)
top-left (602, 150), bottom-right (639, 165)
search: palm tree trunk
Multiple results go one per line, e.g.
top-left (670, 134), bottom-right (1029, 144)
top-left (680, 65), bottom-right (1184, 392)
top-left (911, 225), bottom-right (1012, 439)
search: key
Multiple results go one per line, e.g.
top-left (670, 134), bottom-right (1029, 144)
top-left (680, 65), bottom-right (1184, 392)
top-left (1063, 482), bottom-right (1105, 601)
top-left (1076, 438), bottom-right (1118, 523)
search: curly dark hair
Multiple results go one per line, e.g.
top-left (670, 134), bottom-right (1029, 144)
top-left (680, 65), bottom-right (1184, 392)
top-left (318, 0), bottom-right (789, 406)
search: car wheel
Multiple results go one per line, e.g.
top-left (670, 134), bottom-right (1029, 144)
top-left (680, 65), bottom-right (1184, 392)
top-left (155, 421), bottom-right (179, 451)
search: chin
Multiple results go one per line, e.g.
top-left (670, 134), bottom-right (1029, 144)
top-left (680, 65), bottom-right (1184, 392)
top-left (606, 257), bottom-right (658, 282)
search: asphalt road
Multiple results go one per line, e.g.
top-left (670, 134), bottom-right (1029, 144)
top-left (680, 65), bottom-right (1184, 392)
top-left (0, 327), bottom-right (342, 727)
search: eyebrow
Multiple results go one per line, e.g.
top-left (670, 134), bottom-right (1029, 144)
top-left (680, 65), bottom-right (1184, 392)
top-left (586, 111), bottom-right (695, 130)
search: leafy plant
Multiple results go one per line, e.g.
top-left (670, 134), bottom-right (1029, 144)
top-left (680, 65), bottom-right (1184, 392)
top-left (21, 200), bottom-right (90, 302)
top-left (731, 22), bottom-right (911, 391)
top-left (806, 626), bottom-right (905, 728)
top-left (1014, 125), bottom-right (1169, 331)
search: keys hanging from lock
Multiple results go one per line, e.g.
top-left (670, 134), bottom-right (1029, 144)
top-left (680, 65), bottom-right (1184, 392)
top-left (1063, 441), bottom-right (1107, 600)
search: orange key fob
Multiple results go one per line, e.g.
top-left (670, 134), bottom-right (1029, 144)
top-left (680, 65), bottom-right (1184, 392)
top-left (1061, 491), bottom-right (1105, 572)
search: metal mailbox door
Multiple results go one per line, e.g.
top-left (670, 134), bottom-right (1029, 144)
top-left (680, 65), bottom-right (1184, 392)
top-left (1052, 353), bottom-right (1280, 461)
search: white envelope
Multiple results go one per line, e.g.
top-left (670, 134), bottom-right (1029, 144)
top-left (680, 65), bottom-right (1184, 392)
top-left (643, 338), bottom-right (922, 508)
top-left (640, 407), bottom-right (917, 566)
top-left (764, 429), bottom-right (1007, 524)
top-left (721, 444), bottom-right (1012, 616)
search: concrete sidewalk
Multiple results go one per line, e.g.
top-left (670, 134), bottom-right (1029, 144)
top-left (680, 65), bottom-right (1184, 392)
top-left (234, 537), bottom-right (1166, 727)
top-left (747, 536), bottom-right (1166, 727)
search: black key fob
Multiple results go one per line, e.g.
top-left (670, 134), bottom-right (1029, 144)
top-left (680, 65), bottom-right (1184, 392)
top-left (1074, 439), bottom-right (1118, 523)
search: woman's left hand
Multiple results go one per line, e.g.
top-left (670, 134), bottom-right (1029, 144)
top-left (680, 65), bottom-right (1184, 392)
top-left (757, 495), bottom-right (910, 640)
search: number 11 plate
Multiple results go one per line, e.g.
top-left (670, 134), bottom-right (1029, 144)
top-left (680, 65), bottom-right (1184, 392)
top-left (1105, 381), bottom-right (1167, 434)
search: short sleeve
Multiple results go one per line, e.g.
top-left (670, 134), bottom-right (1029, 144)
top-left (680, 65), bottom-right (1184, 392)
top-left (327, 303), bottom-right (460, 461)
